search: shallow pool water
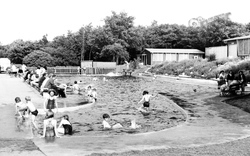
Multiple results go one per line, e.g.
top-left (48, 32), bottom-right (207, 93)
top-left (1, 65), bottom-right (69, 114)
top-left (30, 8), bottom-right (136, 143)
top-left (48, 75), bottom-right (186, 135)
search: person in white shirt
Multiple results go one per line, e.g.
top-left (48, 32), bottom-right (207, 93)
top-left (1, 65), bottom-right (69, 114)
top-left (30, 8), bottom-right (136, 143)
top-left (11, 64), bottom-right (18, 77)
top-left (25, 96), bottom-right (38, 130)
top-left (102, 114), bottom-right (122, 129)
top-left (40, 67), bottom-right (46, 77)
top-left (21, 64), bottom-right (27, 72)
top-left (72, 81), bottom-right (80, 94)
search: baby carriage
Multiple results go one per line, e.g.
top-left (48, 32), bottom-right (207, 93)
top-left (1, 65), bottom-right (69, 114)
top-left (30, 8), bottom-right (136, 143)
top-left (218, 80), bottom-right (241, 96)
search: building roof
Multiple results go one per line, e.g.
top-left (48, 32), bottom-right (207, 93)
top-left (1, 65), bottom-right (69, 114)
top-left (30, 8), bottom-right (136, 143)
top-left (224, 35), bottom-right (250, 42)
top-left (145, 48), bottom-right (204, 54)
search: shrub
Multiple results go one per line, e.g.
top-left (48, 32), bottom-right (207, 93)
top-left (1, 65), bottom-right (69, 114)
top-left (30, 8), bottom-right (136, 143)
top-left (23, 50), bottom-right (54, 67)
top-left (148, 57), bottom-right (250, 80)
top-left (206, 54), bottom-right (216, 62)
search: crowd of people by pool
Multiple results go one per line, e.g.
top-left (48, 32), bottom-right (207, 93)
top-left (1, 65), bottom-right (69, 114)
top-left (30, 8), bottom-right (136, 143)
top-left (11, 64), bottom-right (158, 139)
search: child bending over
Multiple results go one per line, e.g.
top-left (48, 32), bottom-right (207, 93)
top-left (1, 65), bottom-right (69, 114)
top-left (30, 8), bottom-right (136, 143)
top-left (15, 97), bottom-right (27, 119)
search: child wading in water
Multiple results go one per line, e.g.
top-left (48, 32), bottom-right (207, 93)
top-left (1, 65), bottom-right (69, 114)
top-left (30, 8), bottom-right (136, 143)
top-left (44, 90), bottom-right (58, 113)
top-left (57, 115), bottom-right (73, 135)
top-left (25, 96), bottom-right (39, 130)
top-left (90, 88), bottom-right (97, 103)
top-left (41, 108), bottom-right (60, 138)
top-left (137, 90), bottom-right (157, 112)
top-left (15, 97), bottom-right (28, 119)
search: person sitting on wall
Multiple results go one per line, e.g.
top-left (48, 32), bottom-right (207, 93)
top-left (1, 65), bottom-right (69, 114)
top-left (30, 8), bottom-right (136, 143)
top-left (217, 70), bottom-right (226, 89)
top-left (43, 74), bottom-right (66, 98)
top-left (226, 70), bottom-right (236, 86)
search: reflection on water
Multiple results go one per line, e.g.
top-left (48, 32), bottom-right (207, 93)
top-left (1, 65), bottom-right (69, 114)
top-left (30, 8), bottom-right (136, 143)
top-left (44, 136), bottom-right (56, 143)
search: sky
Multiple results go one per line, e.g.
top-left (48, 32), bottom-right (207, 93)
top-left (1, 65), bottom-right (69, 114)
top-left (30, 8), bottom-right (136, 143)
top-left (0, 0), bottom-right (249, 45)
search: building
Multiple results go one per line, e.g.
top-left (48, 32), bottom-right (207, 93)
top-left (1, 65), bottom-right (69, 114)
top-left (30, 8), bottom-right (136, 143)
top-left (224, 35), bottom-right (250, 58)
top-left (205, 46), bottom-right (227, 60)
top-left (141, 48), bottom-right (204, 65)
top-left (206, 35), bottom-right (250, 60)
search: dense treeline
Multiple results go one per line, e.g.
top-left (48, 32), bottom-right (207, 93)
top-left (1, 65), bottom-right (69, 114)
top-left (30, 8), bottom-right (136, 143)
top-left (0, 11), bottom-right (250, 67)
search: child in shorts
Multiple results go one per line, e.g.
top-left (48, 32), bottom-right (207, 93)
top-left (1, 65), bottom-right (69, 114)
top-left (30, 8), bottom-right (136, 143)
top-left (15, 97), bottom-right (27, 119)
top-left (138, 90), bottom-right (157, 112)
top-left (25, 96), bottom-right (39, 130)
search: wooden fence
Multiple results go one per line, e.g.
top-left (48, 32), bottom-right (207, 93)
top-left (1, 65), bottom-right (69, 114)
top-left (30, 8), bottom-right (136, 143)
top-left (27, 66), bottom-right (116, 75)
top-left (46, 66), bottom-right (115, 75)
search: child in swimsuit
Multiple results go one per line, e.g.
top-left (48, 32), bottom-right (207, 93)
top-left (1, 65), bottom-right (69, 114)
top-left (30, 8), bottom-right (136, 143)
top-left (44, 90), bottom-right (58, 113)
top-left (138, 90), bottom-right (157, 112)
top-left (41, 109), bottom-right (60, 138)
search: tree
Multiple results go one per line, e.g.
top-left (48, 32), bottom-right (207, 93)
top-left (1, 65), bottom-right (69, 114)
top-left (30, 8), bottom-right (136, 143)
top-left (198, 18), bottom-right (245, 48)
top-left (6, 40), bottom-right (39, 64)
top-left (23, 50), bottom-right (54, 67)
top-left (101, 43), bottom-right (129, 64)
top-left (102, 11), bottom-right (138, 62)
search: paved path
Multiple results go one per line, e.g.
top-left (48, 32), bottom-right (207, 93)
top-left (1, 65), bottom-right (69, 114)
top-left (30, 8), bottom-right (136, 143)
top-left (1, 74), bottom-right (250, 156)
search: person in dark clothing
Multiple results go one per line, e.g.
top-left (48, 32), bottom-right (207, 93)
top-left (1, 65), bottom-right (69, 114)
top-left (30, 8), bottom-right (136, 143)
top-left (43, 90), bottom-right (58, 112)
top-left (238, 70), bottom-right (247, 92)
top-left (226, 70), bottom-right (235, 86)
top-left (38, 73), bottom-right (47, 90)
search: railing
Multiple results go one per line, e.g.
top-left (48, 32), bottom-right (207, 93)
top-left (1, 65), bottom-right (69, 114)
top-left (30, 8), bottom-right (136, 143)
top-left (48, 66), bottom-right (80, 74)
top-left (82, 68), bottom-right (115, 75)
top-left (26, 66), bottom-right (116, 75)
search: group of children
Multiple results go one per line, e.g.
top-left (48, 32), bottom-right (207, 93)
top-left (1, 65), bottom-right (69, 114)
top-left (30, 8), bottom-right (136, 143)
top-left (66, 81), bottom-right (97, 103)
top-left (15, 95), bottom-right (72, 138)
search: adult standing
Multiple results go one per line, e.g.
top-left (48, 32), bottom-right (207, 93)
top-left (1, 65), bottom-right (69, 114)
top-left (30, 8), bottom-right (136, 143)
top-left (21, 64), bottom-right (27, 73)
top-left (11, 64), bottom-right (18, 77)
top-left (238, 71), bottom-right (247, 92)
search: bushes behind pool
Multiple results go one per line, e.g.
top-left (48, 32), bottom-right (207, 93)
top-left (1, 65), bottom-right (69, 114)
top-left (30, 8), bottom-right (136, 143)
top-left (148, 58), bottom-right (250, 80)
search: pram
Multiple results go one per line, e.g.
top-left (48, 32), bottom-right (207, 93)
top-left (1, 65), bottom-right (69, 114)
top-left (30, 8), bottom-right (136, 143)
top-left (218, 80), bottom-right (242, 96)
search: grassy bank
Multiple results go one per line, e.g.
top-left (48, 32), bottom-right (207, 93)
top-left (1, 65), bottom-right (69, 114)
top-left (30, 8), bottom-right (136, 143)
top-left (148, 58), bottom-right (250, 80)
